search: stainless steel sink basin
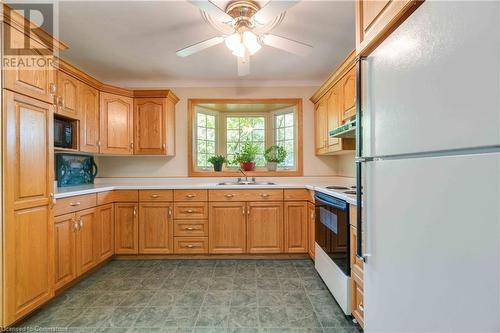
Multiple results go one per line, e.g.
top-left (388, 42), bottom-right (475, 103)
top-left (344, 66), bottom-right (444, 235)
top-left (217, 182), bottom-right (276, 186)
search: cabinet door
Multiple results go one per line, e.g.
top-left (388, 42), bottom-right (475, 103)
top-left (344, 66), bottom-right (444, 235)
top-left (246, 202), bottom-right (283, 254)
top-left (96, 204), bottom-right (114, 262)
top-left (326, 87), bottom-right (341, 150)
top-left (209, 202), bottom-right (246, 254)
top-left (138, 202), bottom-right (173, 254)
top-left (284, 202), bottom-right (308, 253)
top-left (99, 92), bottom-right (133, 154)
top-left (341, 67), bottom-right (356, 121)
top-left (356, 0), bottom-right (421, 54)
top-left (3, 25), bottom-right (56, 104)
top-left (134, 98), bottom-right (166, 155)
top-left (79, 82), bottom-right (100, 153)
top-left (308, 202), bottom-right (315, 259)
top-left (314, 100), bottom-right (327, 153)
top-left (114, 203), bottom-right (139, 254)
top-left (56, 71), bottom-right (79, 119)
top-left (54, 213), bottom-right (77, 290)
top-left (75, 208), bottom-right (97, 275)
top-left (3, 91), bottom-right (55, 324)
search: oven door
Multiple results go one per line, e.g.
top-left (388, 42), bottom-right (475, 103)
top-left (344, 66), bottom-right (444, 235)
top-left (315, 192), bottom-right (350, 276)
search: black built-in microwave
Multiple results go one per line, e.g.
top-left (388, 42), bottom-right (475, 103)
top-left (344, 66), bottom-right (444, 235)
top-left (54, 117), bottom-right (75, 149)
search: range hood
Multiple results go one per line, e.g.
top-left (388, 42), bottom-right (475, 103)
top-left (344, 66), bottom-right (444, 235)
top-left (329, 119), bottom-right (356, 139)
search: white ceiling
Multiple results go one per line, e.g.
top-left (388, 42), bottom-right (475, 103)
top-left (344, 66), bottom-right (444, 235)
top-left (58, 1), bottom-right (355, 87)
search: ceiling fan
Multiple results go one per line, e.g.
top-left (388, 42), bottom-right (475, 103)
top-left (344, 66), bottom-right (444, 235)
top-left (176, 0), bottom-right (313, 76)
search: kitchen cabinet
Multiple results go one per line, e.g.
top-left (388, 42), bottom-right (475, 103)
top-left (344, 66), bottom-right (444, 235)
top-left (356, 0), bottom-right (422, 55)
top-left (314, 99), bottom-right (328, 154)
top-left (95, 204), bottom-right (114, 262)
top-left (3, 24), bottom-right (56, 104)
top-left (134, 97), bottom-right (175, 155)
top-left (3, 90), bottom-right (55, 325)
top-left (247, 202), bottom-right (283, 254)
top-left (54, 213), bottom-right (77, 290)
top-left (308, 202), bottom-right (315, 259)
top-left (114, 203), bottom-right (139, 254)
top-left (79, 82), bottom-right (100, 153)
top-left (350, 205), bottom-right (364, 329)
top-left (138, 202), bottom-right (174, 254)
top-left (56, 70), bottom-right (79, 119)
top-left (284, 202), bottom-right (308, 253)
top-left (341, 67), bottom-right (356, 121)
top-left (326, 86), bottom-right (341, 150)
top-left (209, 202), bottom-right (246, 254)
top-left (75, 208), bottom-right (98, 275)
top-left (99, 92), bottom-right (134, 155)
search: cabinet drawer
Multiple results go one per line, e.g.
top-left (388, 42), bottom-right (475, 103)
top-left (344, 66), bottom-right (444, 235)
top-left (139, 190), bottom-right (173, 202)
top-left (174, 203), bottom-right (208, 219)
top-left (284, 189), bottom-right (310, 201)
top-left (174, 220), bottom-right (208, 237)
top-left (54, 194), bottom-right (97, 216)
top-left (174, 237), bottom-right (208, 254)
top-left (97, 190), bottom-right (138, 205)
top-left (209, 189), bottom-right (284, 202)
top-left (174, 189), bottom-right (208, 202)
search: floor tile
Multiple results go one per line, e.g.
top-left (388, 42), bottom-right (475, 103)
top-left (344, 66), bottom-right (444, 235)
top-left (176, 290), bottom-right (205, 306)
top-left (119, 290), bottom-right (156, 307)
top-left (164, 306), bottom-right (200, 327)
top-left (257, 290), bottom-right (283, 307)
top-left (285, 306), bottom-right (321, 328)
top-left (258, 307), bottom-right (288, 328)
top-left (104, 307), bottom-right (142, 328)
top-left (196, 306), bottom-right (230, 328)
top-left (133, 306), bottom-right (171, 328)
top-left (229, 307), bottom-right (259, 328)
top-left (203, 291), bottom-right (232, 306)
top-left (162, 279), bottom-right (188, 290)
top-left (233, 278), bottom-right (257, 290)
top-left (257, 279), bottom-right (280, 290)
top-left (231, 290), bottom-right (258, 307)
top-left (209, 277), bottom-right (234, 290)
top-left (68, 306), bottom-right (115, 328)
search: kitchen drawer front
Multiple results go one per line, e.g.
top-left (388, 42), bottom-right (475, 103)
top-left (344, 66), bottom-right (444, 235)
top-left (174, 220), bottom-right (208, 237)
top-left (174, 202), bottom-right (208, 219)
top-left (139, 190), bottom-right (173, 202)
top-left (284, 189), bottom-right (310, 201)
top-left (97, 190), bottom-right (138, 205)
top-left (209, 189), bottom-right (284, 202)
top-left (54, 194), bottom-right (97, 216)
top-left (174, 237), bottom-right (208, 254)
top-left (174, 189), bottom-right (208, 202)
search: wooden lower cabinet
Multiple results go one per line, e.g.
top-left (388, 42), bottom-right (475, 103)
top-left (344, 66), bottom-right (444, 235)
top-left (308, 202), bottom-right (316, 259)
top-left (247, 202), bottom-right (283, 254)
top-left (350, 224), bottom-right (364, 328)
top-left (209, 202), bottom-right (246, 254)
top-left (284, 202), bottom-right (308, 253)
top-left (95, 204), bottom-right (114, 262)
top-left (115, 203), bottom-right (139, 254)
top-left (54, 213), bottom-right (77, 290)
top-left (174, 237), bottom-right (209, 254)
top-left (75, 208), bottom-right (98, 275)
top-left (138, 202), bottom-right (174, 254)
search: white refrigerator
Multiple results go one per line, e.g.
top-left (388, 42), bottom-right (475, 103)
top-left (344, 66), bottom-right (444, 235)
top-left (357, 1), bottom-right (500, 332)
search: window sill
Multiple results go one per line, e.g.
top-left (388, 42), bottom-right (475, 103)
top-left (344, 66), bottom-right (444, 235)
top-left (188, 170), bottom-right (303, 177)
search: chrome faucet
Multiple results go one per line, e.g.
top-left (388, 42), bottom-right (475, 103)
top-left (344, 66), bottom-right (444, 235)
top-left (237, 168), bottom-right (255, 184)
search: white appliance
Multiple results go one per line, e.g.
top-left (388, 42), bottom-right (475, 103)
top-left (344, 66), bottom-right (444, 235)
top-left (357, 1), bottom-right (500, 332)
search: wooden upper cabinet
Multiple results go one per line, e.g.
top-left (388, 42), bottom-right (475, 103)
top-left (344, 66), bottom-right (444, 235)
top-left (3, 24), bottom-right (56, 104)
top-left (134, 97), bottom-right (176, 156)
top-left (314, 99), bottom-right (328, 154)
top-left (75, 208), bottom-right (97, 275)
top-left (79, 82), bottom-right (100, 153)
top-left (246, 202), bottom-right (283, 254)
top-left (209, 202), bottom-right (246, 254)
top-left (356, 0), bottom-right (422, 55)
top-left (326, 87), bottom-right (341, 149)
top-left (95, 204), bottom-right (114, 262)
top-left (56, 71), bottom-right (79, 119)
top-left (284, 201), bottom-right (308, 253)
top-left (54, 213), bottom-right (77, 290)
top-left (114, 203), bottom-right (139, 254)
top-left (99, 92), bottom-right (134, 155)
top-left (341, 67), bottom-right (356, 121)
top-left (138, 202), bottom-right (174, 254)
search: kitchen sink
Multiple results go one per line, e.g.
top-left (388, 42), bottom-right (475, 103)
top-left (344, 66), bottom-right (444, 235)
top-left (217, 182), bottom-right (276, 186)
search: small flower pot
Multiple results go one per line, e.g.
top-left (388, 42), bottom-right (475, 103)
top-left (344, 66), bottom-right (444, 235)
top-left (267, 162), bottom-right (277, 171)
top-left (240, 162), bottom-right (256, 172)
top-left (213, 162), bottom-right (223, 172)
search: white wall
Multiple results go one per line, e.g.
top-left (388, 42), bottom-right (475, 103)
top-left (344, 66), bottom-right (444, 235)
top-left (96, 86), bottom-right (353, 178)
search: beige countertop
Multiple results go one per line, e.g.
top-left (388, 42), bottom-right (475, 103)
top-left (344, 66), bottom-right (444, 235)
top-left (55, 177), bottom-right (358, 205)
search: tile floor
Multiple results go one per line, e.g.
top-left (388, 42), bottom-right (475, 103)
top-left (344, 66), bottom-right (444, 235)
top-left (17, 259), bottom-right (361, 333)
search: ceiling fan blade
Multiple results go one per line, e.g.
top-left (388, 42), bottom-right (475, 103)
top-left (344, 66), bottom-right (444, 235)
top-left (238, 56), bottom-right (250, 77)
top-left (252, 1), bottom-right (299, 25)
top-left (262, 34), bottom-right (312, 56)
top-left (188, 0), bottom-right (233, 24)
top-left (176, 36), bottom-right (225, 57)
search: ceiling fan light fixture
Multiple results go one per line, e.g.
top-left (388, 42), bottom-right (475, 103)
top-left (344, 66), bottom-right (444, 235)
top-left (243, 30), bottom-right (261, 55)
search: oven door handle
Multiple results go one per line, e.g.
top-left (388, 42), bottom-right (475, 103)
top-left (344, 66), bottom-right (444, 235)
top-left (314, 196), bottom-right (348, 212)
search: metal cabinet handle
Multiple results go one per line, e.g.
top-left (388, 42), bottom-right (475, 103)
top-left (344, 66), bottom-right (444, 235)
top-left (150, 194), bottom-right (160, 198)
top-left (71, 218), bottom-right (78, 232)
top-left (49, 193), bottom-right (56, 208)
top-left (186, 209), bottom-right (194, 213)
top-left (186, 244), bottom-right (194, 248)
top-left (168, 207), bottom-right (172, 218)
top-left (358, 303), bottom-right (364, 312)
top-left (186, 194), bottom-right (196, 198)
top-left (133, 207), bottom-right (137, 216)
top-left (260, 193), bottom-right (270, 198)
top-left (79, 218), bottom-right (83, 229)
top-left (70, 201), bottom-right (81, 207)
top-left (185, 227), bottom-right (195, 231)
top-left (162, 143), bottom-right (166, 150)
top-left (130, 142), bottom-right (134, 149)
top-left (224, 194), bottom-right (234, 198)
top-left (242, 207), bottom-right (245, 215)
top-left (247, 207), bottom-right (250, 215)
top-left (49, 83), bottom-right (56, 95)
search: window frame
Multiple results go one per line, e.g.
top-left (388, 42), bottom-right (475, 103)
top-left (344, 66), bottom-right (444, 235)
top-left (188, 98), bottom-right (303, 177)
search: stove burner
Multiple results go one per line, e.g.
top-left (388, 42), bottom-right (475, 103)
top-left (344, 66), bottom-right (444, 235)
top-left (326, 186), bottom-right (350, 190)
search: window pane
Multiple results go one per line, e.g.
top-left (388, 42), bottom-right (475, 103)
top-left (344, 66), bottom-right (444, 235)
top-left (276, 114), bottom-right (285, 128)
top-left (227, 117), bottom-right (239, 129)
top-left (227, 129), bottom-right (239, 142)
top-left (253, 129), bottom-right (264, 141)
top-left (207, 141), bottom-right (216, 154)
top-left (197, 113), bottom-right (206, 127)
top-left (277, 128), bottom-right (285, 141)
top-left (207, 128), bottom-right (216, 141)
top-left (285, 113), bottom-right (294, 127)
top-left (206, 114), bottom-right (215, 128)
top-left (197, 140), bottom-right (207, 154)
top-left (197, 126), bottom-right (206, 139)
top-left (285, 127), bottom-right (294, 141)
top-left (253, 117), bottom-right (265, 129)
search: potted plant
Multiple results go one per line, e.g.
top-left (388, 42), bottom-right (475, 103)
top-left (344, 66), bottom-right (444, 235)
top-left (264, 145), bottom-right (287, 171)
top-left (207, 155), bottom-right (226, 172)
top-left (233, 141), bottom-right (259, 171)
